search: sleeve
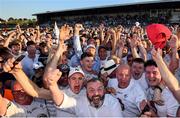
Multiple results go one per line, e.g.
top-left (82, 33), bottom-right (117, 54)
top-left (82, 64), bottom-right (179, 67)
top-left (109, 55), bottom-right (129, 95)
top-left (73, 36), bottom-right (83, 59)
top-left (165, 89), bottom-right (179, 117)
top-left (56, 93), bottom-right (77, 115)
top-left (5, 102), bottom-right (25, 117)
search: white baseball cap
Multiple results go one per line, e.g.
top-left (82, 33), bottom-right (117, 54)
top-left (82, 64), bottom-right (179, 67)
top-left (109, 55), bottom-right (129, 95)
top-left (68, 67), bottom-right (85, 78)
top-left (84, 44), bottom-right (96, 51)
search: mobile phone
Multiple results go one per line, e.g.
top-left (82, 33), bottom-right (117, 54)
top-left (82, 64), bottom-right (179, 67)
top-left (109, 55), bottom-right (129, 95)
top-left (13, 55), bottom-right (25, 66)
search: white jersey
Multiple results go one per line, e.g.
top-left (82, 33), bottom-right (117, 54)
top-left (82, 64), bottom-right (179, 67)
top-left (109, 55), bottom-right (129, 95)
top-left (56, 88), bottom-right (86, 117)
top-left (148, 87), bottom-right (179, 117)
top-left (5, 99), bottom-right (48, 117)
top-left (57, 94), bottom-right (123, 117)
top-left (133, 73), bottom-right (149, 96)
top-left (107, 77), bottom-right (118, 88)
top-left (83, 70), bottom-right (98, 81)
top-left (115, 79), bottom-right (147, 117)
top-left (21, 53), bottom-right (39, 79)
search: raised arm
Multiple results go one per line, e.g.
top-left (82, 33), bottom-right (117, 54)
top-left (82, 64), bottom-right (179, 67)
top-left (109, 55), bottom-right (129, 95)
top-left (151, 48), bottom-right (180, 102)
top-left (3, 31), bottom-right (16, 47)
top-left (44, 25), bottom-right (71, 88)
top-left (35, 26), bottom-right (41, 44)
top-left (128, 35), bottom-right (140, 59)
top-left (137, 38), bottom-right (147, 61)
top-left (0, 94), bottom-right (9, 116)
top-left (45, 68), bottom-right (64, 106)
top-left (99, 24), bottom-right (105, 43)
top-left (73, 24), bottom-right (84, 59)
top-left (110, 28), bottom-right (117, 55)
top-left (168, 35), bottom-right (179, 73)
top-left (3, 58), bottom-right (51, 99)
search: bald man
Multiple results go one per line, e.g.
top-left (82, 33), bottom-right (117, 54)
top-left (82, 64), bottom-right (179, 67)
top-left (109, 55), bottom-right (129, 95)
top-left (113, 64), bottom-right (147, 117)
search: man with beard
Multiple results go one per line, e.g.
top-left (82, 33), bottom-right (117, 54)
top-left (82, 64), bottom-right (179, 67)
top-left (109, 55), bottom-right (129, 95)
top-left (131, 58), bottom-right (149, 95)
top-left (47, 70), bottom-right (123, 117)
top-left (115, 64), bottom-right (147, 117)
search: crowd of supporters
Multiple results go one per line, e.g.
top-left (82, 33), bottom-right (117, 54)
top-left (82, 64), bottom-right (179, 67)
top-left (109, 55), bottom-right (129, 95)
top-left (0, 15), bottom-right (180, 117)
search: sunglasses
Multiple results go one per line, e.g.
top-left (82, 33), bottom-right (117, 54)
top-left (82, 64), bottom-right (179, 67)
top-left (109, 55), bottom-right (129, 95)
top-left (12, 89), bottom-right (25, 94)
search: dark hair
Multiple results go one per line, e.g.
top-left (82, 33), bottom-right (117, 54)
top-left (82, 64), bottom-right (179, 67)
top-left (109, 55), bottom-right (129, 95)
top-left (98, 45), bottom-right (107, 52)
top-left (132, 58), bottom-right (145, 64)
top-left (27, 41), bottom-right (36, 46)
top-left (80, 52), bottom-right (93, 60)
top-left (39, 42), bottom-right (47, 48)
top-left (86, 78), bottom-right (103, 88)
top-left (0, 47), bottom-right (13, 61)
top-left (9, 40), bottom-right (21, 48)
top-left (144, 60), bottom-right (158, 68)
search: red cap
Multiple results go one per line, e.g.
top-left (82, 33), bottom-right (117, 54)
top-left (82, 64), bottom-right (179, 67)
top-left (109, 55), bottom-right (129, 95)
top-left (146, 24), bottom-right (172, 49)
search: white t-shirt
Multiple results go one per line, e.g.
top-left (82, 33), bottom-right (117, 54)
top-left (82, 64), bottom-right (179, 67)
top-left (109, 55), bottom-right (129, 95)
top-left (57, 94), bottom-right (123, 117)
top-left (107, 77), bottom-right (118, 88)
top-left (133, 73), bottom-right (149, 96)
top-left (56, 88), bottom-right (86, 117)
top-left (115, 79), bottom-right (147, 117)
top-left (21, 53), bottom-right (39, 79)
top-left (5, 99), bottom-right (48, 117)
top-left (148, 87), bottom-right (179, 117)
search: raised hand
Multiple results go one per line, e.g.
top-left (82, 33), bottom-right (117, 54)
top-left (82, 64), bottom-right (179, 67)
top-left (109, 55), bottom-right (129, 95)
top-left (128, 37), bottom-right (138, 48)
top-left (44, 68), bottom-right (62, 87)
top-left (108, 28), bottom-right (116, 35)
top-left (99, 24), bottom-right (105, 31)
top-left (169, 34), bottom-right (178, 49)
top-left (59, 24), bottom-right (72, 41)
top-left (74, 24), bottom-right (83, 36)
top-left (36, 25), bottom-right (40, 31)
top-left (3, 58), bottom-right (22, 73)
top-left (151, 48), bottom-right (163, 61)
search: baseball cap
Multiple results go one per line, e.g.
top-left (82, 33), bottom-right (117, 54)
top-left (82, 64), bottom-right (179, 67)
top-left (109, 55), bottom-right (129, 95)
top-left (84, 44), bottom-right (96, 51)
top-left (146, 24), bottom-right (172, 49)
top-left (68, 67), bottom-right (85, 78)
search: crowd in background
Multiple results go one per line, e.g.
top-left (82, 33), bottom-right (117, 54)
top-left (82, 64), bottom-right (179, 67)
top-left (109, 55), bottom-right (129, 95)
top-left (0, 15), bottom-right (180, 117)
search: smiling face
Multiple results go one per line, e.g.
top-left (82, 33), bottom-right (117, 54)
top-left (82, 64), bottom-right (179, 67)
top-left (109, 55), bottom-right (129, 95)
top-left (68, 73), bottom-right (84, 94)
top-left (80, 56), bottom-right (94, 72)
top-left (145, 65), bottom-right (162, 87)
top-left (86, 80), bottom-right (105, 108)
top-left (98, 48), bottom-right (107, 60)
top-left (11, 44), bottom-right (21, 55)
top-left (131, 62), bottom-right (144, 80)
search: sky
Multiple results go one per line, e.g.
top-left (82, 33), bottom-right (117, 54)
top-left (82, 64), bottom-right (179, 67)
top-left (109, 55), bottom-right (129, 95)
top-left (0, 0), bottom-right (160, 20)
